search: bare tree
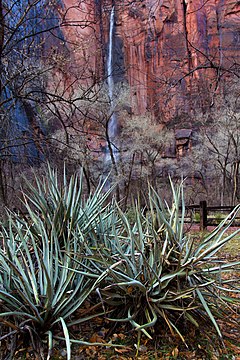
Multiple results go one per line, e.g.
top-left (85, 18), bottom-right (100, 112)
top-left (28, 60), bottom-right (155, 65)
top-left (0, 0), bottom-right (105, 207)
top-left (119, 114), bottom-right (174, 205)
top-left (198, 90), bottom-right (240, 205)
top-left (0, 0), bottom-right (57, 204)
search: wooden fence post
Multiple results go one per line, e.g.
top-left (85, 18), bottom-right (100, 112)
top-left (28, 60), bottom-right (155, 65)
top-left (200, 200), bottom-right (207, 231)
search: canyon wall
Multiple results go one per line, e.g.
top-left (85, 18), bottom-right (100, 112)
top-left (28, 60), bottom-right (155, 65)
top-left (59, 0), bottom-right (240, 124)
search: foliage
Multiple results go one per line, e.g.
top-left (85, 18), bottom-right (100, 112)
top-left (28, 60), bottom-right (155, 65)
top-left (197, 91), bottom-right (240, 205)
top-left (120, 114), bottom-right (174, 187)
top-left (22, 165), bottom-right (113, 246)
top-left (214, 212), bottom-right (225, 224)
top-left (0, 167), bottom-right (239, 359)
top-left (93, 180), bottom-right (240, 351)
top-left (0, 166), bottom-right (113, 359)
top-left (194, 211), bottom-right (200, 223)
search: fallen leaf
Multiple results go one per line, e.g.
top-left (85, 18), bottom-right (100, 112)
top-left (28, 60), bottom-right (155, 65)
top-left (114, 347), bottom-right (132, 354)
top-left (172, 346), bottom-right (179, 358)
top-left (89, 333), bottom-right (105, 343)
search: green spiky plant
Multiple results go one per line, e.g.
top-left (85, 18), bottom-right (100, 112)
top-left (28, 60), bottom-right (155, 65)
top-left (92, 180), bottom-right (240, 351)
top-left (21, 166), bottom-right (113, 247)
top-left (0, 166), bottom-right (115, 360)
top-left (0, 167), bottom-right (239, 359)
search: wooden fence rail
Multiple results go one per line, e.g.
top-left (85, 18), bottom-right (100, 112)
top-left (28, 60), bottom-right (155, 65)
top-left (184, 201), bottom-right (239, 231)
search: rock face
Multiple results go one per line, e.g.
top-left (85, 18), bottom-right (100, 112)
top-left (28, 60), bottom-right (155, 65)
top-left (59, 0), bottom-right (240, 123)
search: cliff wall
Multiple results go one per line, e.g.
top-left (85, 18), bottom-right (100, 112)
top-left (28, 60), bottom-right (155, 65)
top-left (60, 0), bottom-right (240, 124)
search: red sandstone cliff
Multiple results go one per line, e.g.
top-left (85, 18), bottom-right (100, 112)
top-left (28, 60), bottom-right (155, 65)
top-left (59, 0), bottom-right (240, 123)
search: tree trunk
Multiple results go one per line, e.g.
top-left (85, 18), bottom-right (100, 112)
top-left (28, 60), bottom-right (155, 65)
top-left (232, 160), bottom-right (240, 205)
top-left (123, 152), bottom-right (135, 210)
top-left (0, 0), bottom-right (4, 99)
top-left (105, 125), bottom-right (120, 202)
top-left (0, 160), bottom-right (6, 206)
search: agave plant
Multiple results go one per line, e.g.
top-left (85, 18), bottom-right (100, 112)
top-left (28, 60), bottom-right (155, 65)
top-left (0, 166), bottom-right (115, 359)
top-left (1, 168), bottom-right (239, 358)
top-left (94, 180), bottom-right (240, 349)
top-left (21, 165), bottom-right (113, 247)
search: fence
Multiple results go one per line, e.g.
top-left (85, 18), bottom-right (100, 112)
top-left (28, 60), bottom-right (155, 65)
top-left (184, 201), bottom-right (239, 231)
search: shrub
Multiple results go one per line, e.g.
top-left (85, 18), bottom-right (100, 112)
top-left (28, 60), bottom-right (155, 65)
top-left (0, 166), bottom-right (113, 359)
top-left (194, 211), bottom-right (200, 223)
top-left (0, 169), bottom-right (239, 359)
top-left (214, 212), bottom-right (225, 224)
top-left (93, 180), bottom-right (240, 351)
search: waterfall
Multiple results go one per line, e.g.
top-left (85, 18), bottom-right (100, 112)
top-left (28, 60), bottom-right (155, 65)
top-left (107, 6), bottom-right (115, 104)
top-left (106, 6), bottom-right (118, 163)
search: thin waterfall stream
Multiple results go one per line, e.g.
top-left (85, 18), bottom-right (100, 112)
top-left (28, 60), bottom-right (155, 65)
top-left (106, 6), bottom-right (118, 163)
top-left (107, 6), bottom-right (115, 104)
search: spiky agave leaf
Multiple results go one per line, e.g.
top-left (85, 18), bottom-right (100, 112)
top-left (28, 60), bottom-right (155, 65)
top-left (0, 166), bottom-right (115, 359)
top-left (21, 164), bottom-right (114, 247)
top-left (94, 180), bottom-right (240, 347)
